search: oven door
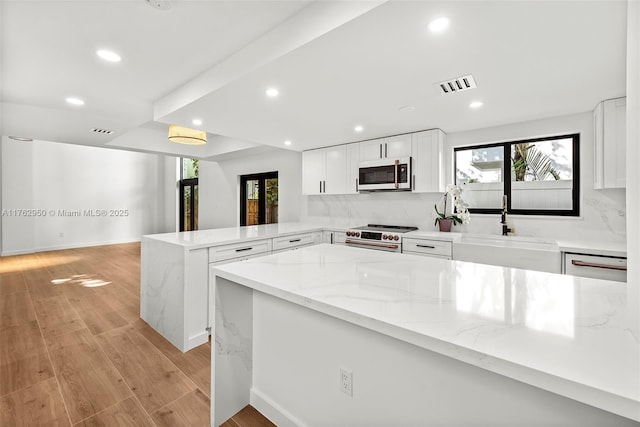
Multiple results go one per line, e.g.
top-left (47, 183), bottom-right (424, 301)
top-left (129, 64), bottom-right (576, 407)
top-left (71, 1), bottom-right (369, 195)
top-left (345, 239), bottom-right (401, 252)
top-left (358, 157), bottom-right (411, 191)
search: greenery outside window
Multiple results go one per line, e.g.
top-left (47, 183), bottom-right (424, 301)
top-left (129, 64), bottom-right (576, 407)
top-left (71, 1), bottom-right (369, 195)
top-left (454, 134), bottom-right (580, 216)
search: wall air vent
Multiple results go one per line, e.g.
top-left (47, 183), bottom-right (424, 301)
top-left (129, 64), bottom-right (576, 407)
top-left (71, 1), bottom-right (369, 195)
top-left (437, 74), bottom-right (477, 94)
top-left (91, 128), bottom-right (115, 135)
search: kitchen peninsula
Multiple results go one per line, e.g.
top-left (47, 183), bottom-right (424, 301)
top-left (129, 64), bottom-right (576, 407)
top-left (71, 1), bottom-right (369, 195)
top-left (210, 244), bottom-right (639, 426)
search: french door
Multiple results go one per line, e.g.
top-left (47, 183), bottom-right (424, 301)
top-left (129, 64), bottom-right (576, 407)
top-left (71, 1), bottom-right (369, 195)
top-left (240, 172), bottom-right (278, 226)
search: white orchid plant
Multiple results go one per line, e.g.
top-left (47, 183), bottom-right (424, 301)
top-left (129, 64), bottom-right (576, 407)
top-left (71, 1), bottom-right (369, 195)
top-left (434, 184), bottom-right (471, 226)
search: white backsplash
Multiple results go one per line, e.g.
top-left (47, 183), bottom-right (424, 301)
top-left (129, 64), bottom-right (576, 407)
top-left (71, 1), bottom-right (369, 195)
top-left (301, 189), bottom-right (626, 243)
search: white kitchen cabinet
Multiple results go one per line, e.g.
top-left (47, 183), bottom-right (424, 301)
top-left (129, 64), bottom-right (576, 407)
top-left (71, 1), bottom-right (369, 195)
top-left (412, 129), bottom-right (445, 193)
top-left (321, 230), bottom-right (348, 245)
top-left (347, 143), bottom-right (360, 194)
top-left (208, 239), bottom-right (272, 263)
top-left (359, 134), bottom-right (412, 161)
top-left (302, 145), bottom-right (348, 195)
top-left (402, 237), bottom-right (452, 259)
top-left (272, 231), bottom-right (322, 252)
top-left (594, 97), bottom-right (626, 189)
top-left (563, 252), bottom-right (627, 282)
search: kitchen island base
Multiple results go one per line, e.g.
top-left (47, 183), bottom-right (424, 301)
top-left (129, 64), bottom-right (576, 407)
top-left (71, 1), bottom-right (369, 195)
top-left (212, 277), bottom-right (638, 427)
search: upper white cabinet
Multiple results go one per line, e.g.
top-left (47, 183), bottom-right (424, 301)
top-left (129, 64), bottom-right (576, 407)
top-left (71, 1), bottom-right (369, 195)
top-left (412, 129), bottom-right (445, 193)
top-left (302, 128), bottom-right (445, 194)
top-left (594, 97), bottom-right (626, 189)
top-left (302, 145), bottom-right (349, 195)
top-left (359, 134), bottom-right (412, 161)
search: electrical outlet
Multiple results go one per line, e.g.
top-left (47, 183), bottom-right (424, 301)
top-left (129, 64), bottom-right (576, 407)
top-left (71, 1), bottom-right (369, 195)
top-left (340, 367), bottom-right (353, 397)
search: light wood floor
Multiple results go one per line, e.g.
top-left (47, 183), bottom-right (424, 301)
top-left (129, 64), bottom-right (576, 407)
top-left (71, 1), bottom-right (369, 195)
top-left (0, 243), bottom-right (275, 427)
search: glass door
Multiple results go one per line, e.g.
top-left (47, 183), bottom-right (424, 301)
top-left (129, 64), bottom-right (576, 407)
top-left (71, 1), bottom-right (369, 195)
top-left (179, 158), bottom-right (199, 231)
top-left (240, 172), bottom-right (278, 226)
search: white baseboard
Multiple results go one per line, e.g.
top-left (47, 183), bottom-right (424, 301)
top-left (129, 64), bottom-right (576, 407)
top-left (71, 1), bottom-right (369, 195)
top-left (250, 387), bottom-right (308, 427)
top-left (186, 330), bottom-right (210, 352)
top-left (1, 238), bottom-right (141, 256)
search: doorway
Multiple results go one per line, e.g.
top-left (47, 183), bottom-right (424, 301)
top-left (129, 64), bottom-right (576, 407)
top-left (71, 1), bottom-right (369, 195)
top-left (179, 158), bottom-right (199, 232)
top-left (240, 172), bottom-right (278, 226)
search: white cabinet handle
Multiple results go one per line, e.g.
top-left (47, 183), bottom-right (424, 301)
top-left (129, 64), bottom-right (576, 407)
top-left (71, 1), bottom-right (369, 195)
top-left (571, 260), bottom-right (627, 271)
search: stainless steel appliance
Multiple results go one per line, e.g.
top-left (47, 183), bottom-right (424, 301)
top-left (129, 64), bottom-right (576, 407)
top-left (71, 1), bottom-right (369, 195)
top-left (345, 224), bottom-right (418, 252)
top-left (358, 157), bottom-right (412, 191)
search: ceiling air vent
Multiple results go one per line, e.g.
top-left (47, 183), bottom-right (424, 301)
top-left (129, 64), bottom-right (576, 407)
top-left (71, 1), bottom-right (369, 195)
top-left (91, 128), bottom-right (115, 135)
top-left (437, 74), bottom-right (477, 94)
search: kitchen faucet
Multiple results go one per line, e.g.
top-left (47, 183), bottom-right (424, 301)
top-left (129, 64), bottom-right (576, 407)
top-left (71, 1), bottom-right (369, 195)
top-left (501, 194), bottom-right (514, 236)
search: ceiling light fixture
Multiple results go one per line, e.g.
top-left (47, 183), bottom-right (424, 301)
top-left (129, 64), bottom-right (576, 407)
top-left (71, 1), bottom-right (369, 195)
top-left (284, 140), bottom-right (292, 146)
top-left (96, 49), bottom-right (121, 62)
top-left (168, 124), bottom-right (207, 145)
top-left (469, 101), bottom-right (484, 109)
top-left (192, 118), bottom-right (203, 126)
top-left (398, 106), bottom-right (416, 112)
top-left (65, 97), bottom-right (85, 106)
top-left (428, 17), bottom-right (450, 33)
top-left (8, 136), bottom-right (34, 142)
top-left (354, 125), bottom-right (364, 132)
top-left (266, 88), bottom-right (279, 98)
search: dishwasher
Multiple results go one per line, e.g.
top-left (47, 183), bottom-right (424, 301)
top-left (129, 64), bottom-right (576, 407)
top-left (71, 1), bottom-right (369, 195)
top-left (563, 252), bottom-right (627, 282)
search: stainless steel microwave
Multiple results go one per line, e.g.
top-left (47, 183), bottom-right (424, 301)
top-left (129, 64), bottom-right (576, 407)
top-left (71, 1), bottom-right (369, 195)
top-left (358, 157), bottom-right (412, 191)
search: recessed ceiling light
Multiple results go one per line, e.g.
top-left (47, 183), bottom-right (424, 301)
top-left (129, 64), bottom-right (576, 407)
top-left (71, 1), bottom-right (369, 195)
top-left (266, 88), bottom-right (279, 98)
top-left (469, 101), bottom-right (484, 109)
top-left (65, 97), bottom-right (85, 106)
top-left (9, 136), bottom-right (34, 142)
top-left (428, 17), bottom-right (450, 33)
top-left (192, 118), bottom-right (203, 126)
top-left (284, 140), bottom-right (292, 146)
top-left (398, 105), bottom-right (416, 112)
top-left (354, 125), bottom-right (364, 132)
top-left (96, 49), bottom-right (121, 63)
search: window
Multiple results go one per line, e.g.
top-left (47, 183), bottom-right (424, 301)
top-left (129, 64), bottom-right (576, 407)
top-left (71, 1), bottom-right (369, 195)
top-left (454, 134), bottom-right (579, 216)
top-left (240, 172), bottom-right (278, 226)
top-left (179, 158), bottom-right (199, 231)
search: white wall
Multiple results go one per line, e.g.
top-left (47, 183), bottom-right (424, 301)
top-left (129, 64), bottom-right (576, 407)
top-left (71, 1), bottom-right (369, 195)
top-left (199, 148), bottom-right (302, 229)
top-left (302, 112), bottom-right (626, 243)
top-left (1, 138), bottom-right (169, 255)
top-left (626, 0), bottom-right (639, 337)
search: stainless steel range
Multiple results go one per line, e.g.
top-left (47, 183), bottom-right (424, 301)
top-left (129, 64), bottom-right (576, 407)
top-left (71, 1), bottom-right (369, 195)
top-left (345, 224), bottom-right (418, 252)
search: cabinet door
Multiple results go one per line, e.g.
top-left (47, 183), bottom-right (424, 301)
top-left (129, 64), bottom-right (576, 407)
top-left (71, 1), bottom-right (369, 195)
top-left (359, 139), bottom-right (383, 161)
top-left (603, 98), bottom-right (626, 188)
top-left (594, 97), bottom-right (626, 189)
top-left (384, 134), bottom-right (413, 158)
top-left (412, 129), bottom-right (445, 193)
top-left (324, 145), bottom-right (348, 194)
top-left (347, 143), bottom-right (360, 194)
top-left (302, 149), bottom-right (326, 195)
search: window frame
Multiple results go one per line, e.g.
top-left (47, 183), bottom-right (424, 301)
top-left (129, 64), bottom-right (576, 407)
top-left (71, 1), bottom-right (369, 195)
top-left (453, 133), bottom-right (580, 216)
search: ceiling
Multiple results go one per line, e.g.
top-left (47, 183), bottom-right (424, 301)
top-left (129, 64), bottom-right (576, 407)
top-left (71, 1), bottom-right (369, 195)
top-left (1, 0), bottom-right (627, 159)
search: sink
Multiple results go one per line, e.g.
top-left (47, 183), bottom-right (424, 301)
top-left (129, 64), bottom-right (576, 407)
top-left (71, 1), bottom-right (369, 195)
top-left (453, 234), bottom-right (561, 273)
top-left (458, 235), bottom-right (558, 251)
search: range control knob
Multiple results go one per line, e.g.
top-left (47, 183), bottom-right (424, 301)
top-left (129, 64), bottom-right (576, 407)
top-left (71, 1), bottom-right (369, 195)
top-left (346, 231), bottom-right (352, 237)
top-left (355, 232), bottom-right (360, 237)
top-left (393, 235), bottom-right (400, 241)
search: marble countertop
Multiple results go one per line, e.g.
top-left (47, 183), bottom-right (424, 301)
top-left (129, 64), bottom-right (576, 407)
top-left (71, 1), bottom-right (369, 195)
top-left (211, 244), bottom-right (639, 421)
top-left (143, 222), bottom-right (627, 257)
top-left (142, 222), bottom-right (325, 249)
top-left (556, 239), bottom-right (627, 257)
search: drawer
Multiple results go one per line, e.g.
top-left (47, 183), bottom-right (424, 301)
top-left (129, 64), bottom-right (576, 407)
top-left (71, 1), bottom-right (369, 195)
top-left (564, 253), bottom-right (627, 282)
top-left (272, 232), bottom-right (317, 251)
top-left (402, 238), bottom-right (452, 258)
top-left (209, 239), bottom-right (272, 263)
